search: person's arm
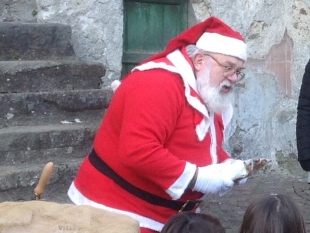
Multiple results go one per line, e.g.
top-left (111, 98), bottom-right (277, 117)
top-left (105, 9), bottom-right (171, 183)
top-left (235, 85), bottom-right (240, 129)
top-left (118, 71), bottom-right (196, 200)
top-left (297, 59), bottom-right (310, 170)
top-left (117, 70), bottom-right (241, 198)
top-left (188, 160), bottom-right (250, 195)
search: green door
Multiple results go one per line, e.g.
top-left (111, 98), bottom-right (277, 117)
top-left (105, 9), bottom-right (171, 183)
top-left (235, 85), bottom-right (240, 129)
top-left (122, 0), bottom-right (188, 77)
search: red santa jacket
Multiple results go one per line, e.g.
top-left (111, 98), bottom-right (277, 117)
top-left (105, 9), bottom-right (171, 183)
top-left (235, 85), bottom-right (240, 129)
top-left (68, 49), bottom-right (232, 231)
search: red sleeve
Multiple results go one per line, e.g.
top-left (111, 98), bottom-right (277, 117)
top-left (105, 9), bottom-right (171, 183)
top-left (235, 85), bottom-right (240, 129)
top-left (118, 70), bottom-right (190, 190)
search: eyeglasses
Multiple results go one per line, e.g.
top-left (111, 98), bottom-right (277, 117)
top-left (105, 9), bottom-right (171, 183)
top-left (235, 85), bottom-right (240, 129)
top-left (203, 54), bottom-right (245, 81)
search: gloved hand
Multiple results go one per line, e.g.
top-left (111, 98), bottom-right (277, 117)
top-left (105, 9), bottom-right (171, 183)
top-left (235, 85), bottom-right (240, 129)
top-left (222, 159), bottom-right (248, 180)
top-left (192, 160), bottom-right (248, 195)
top-left (192, 164), bottom-right (235, 195)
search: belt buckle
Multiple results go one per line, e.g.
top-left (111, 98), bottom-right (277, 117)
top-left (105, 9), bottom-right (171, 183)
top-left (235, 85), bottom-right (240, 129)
top-left (178, 200), bottom-right (202, 212)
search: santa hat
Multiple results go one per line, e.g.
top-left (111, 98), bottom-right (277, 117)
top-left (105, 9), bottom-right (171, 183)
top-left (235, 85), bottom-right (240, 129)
top-left (112, 17), bottom-right (247, 92)
top-left (142, 16), bottom-right (247, 64)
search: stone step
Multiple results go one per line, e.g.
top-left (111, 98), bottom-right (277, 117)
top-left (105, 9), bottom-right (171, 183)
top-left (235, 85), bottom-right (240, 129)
top-left (0, 158), bottom-right (81, 203)
top-left (0, 23), bottom-right (75, 61)
top-left (0, 60), bottom-right (106, 93)
top-left (0, 88), bottom-right (112, 128)
top-left (0, 124), bottom-right (99, 166)
top-left (1, 109), bottom-right (106, 128)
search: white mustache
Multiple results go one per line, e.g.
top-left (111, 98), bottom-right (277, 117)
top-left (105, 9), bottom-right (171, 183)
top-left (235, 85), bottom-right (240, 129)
top-left (220, 80), bottom-right (233, 87)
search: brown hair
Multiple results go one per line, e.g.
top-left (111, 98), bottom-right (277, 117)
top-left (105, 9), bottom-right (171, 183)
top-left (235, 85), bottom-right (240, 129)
top-left (239, 194), bottom-right (306, 233)
top-left (161, 211), bottom-right (226, 233)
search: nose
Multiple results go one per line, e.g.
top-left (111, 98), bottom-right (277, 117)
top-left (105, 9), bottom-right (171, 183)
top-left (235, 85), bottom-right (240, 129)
top-left (226, 73), bottom-right (239, 83)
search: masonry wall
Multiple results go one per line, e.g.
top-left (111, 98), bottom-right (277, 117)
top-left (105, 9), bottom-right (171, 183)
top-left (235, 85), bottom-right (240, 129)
top-left (3, 0), bottom-right (310, 176)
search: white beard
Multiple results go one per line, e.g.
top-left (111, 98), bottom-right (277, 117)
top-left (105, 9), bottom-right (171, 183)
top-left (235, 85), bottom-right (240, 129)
top-left (196, 66), bottom-right (233, 114)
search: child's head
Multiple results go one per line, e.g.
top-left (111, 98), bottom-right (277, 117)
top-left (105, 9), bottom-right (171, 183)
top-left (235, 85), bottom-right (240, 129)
top-left (239, 194), bottom-right (306, 233)
top-left (161, 211), bottom-right (226, 233)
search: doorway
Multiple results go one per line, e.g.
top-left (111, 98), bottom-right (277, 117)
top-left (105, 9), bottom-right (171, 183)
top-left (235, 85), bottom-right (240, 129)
top-left (122, 0), bottom-right (188, 77)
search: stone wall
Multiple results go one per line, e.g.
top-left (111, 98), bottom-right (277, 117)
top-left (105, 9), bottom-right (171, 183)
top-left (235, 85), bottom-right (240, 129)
top-left (0, 0), bottom-right (37, 22)
top-left (5, 0), bottom-right (310, 176)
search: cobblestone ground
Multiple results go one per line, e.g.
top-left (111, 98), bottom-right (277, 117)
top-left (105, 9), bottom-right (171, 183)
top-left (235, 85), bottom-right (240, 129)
top-left (201, 172), bottom-right (310, 233)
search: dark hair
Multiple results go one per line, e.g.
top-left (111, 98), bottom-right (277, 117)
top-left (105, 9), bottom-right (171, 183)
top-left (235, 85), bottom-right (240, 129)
top-left (161, 212), bottom-right (226, 233)
top-left (239, 194), bottom-right (306, 233)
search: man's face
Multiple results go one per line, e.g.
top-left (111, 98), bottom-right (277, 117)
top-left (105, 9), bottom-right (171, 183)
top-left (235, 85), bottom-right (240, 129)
top-left (195, 53), bottom-right (245, 113)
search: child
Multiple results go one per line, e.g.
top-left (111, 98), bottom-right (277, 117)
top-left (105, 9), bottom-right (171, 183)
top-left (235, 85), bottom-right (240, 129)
top-left (161, 211), bottom-right (226, 233)
top-left (239, 194), bottom-right (306, 233)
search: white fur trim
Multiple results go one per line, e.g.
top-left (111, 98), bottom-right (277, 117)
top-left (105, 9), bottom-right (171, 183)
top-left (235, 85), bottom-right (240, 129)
top-left (195, 118), bottom-right (211, 142)
top-left (68, 182), bottom-right (164, 231)
top-left (196, 32), bottom-right (247, 61)
top-left (166, 50), bottom-right (211, 141)
top-left (209, 113), bottom-right (218, 164)
top-left (167, 50), bottom-right (221, 117)
top-left (165, 162), bottom-right (197, 200)
top-left (133, 61), bottom-right (179, 74)
top-left (111, 80), bottom-right (121, 92)
top-left (166, 51), bottom-right (198, 92)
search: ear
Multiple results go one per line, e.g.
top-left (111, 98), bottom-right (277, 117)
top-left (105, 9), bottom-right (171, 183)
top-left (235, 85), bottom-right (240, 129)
top-left (192, 53), bottom-right (205, 72)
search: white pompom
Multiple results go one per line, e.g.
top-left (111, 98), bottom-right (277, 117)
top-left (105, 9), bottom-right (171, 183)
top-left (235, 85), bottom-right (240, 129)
top-left (111, 80), bottom-right (121, 92)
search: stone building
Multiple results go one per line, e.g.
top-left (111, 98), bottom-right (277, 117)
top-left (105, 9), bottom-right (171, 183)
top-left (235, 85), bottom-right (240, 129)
top-left (2, 0), bottom-right (310, 177)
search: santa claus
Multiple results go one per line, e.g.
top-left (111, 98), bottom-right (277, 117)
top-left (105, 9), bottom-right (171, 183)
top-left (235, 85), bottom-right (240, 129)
top-left (68, 16), bottom-right (258, 233)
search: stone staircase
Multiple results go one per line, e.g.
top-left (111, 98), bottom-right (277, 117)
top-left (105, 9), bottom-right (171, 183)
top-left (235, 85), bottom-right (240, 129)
top-left (0, 23), bottom-right (112, 202)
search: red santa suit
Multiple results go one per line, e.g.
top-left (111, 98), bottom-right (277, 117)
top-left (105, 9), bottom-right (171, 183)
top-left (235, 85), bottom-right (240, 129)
top-left (68, 16), bottom-right (247, 232)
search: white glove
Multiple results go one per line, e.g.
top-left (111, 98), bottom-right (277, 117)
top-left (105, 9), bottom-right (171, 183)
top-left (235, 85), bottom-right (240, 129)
top-left (192, 164), bottom-right (234, 195)
top-left (219, 159), bottom-right (249, 194)
top-left (192, 160), bottom-right (248, 195)
top-left (222, 159), bottom-right (248, 180)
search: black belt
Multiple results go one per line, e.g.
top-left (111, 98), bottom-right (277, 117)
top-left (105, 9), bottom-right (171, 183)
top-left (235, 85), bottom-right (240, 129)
top-left (88, 149), bottom-right (202, 212)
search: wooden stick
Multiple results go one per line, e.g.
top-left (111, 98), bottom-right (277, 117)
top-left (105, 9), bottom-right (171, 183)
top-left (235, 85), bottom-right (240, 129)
top-left (33, 162), bottom-right (55, 200)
